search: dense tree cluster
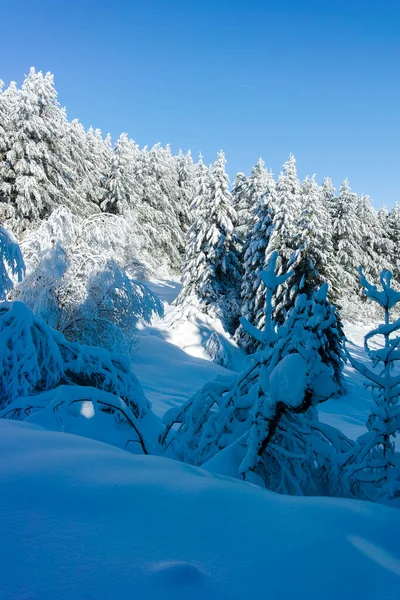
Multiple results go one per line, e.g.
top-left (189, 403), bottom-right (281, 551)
top-left (1, 68), bottom-right (398, 335)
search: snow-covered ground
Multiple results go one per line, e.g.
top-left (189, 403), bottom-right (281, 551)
top-left (2, 277), bottom-right (399, 600)
top-left (134, 278), bottom-right (245, 417)
top-left (1, 419), bottom-right (399, 600)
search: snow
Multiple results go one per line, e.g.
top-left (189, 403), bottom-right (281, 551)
top-left (269, 353), bottom-right (307, 407)
top-left (1, 419), bottom-right (399, 600)
top-left (1, 274), bottom-right (399, 597)
top-left (133, 278), bottom-right (245, 416)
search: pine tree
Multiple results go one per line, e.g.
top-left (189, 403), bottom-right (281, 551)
top-left (176, 155), bottom-right (212, 304)
top-left (231, 172), bottom-right (249, 242)
top-left (135, 144), bottom-right (183, 269)
top-left (65, 119), bottom-right (100, 213)
top-left (100, 133), bottom-right (140, 215)
top-left (376, 205), bottom-right (392, 272)
top-left (176, 152), bottom-right (240, 311)
top-left (331, 179), bottom-right (363, 297)
top-left (265, 154), bottom-right (301, 322)
top-left (164, 253), bottom-right (347, 494)
top-left (343, 268), bottom-right (400, 502)
top-left (176, 149), bottom-right (195, 232)
top-left (288, 176), bottom-right (336, 306)
top-left (232, 159), bottom-right (270, 246)
top-left (388, 202), bottom-right (400, 282)
top-left (3, 68), bottom-right (83, 232)
top-left (0, 81), bottom-right (19, 223)
top-left (236, 173), bottom-right (277, 351)
top-left (356, 195), bottom-right (388, 281)
top-left (86, 127), bottom-right (113, 206)
top-left (0, 81), bottom-right (17, 165)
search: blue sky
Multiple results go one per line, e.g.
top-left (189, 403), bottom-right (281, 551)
top-left (1, 0), bottom-right (399, 207)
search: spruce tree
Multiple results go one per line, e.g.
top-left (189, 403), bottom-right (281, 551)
top-left (176, 149), bottom-right (195, 232)
top-left (376, 205), bottom-right (392, 272)
top-left (3, 68), bottom-right (82, 231)
top-left (176, 151), bottom-right (240, 310)
top-left (0, 81), bottom-right (19, 223)
top-left (265, 154), bottom-right (301, 322)
top-left (388, 202), bottom-right (400, 282)
top-left (232, 159), bottom-right (270, 246)
top-left (288, 176), bottom-right (336, 305)
top-left (231, 172), bottom-right (249, 242)
top-left (236, 173), bottom-right (277, 351)
top-left (331, 179), bottom-right (363, 297)
top-left (133, 144), bottom-right (183, 270)
top-left (100, 133), bottom-right (140, 215)
top-left (344, 269), bottom-right (400, 502)
top-left (86, 127), bottom-right (113, 206)
top-left (356, 195), bottom-right (388, 281)
top-left (66, 119), bottom-right (101, 214)
top-left (0, 81), bottom-right (18, 166)
top-left (321, 176), bottom-right (336, 218)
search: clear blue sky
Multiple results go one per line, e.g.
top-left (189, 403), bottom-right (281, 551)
top-left (1, 0), bottom-right (399, 207)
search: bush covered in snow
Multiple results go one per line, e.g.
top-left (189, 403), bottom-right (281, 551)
top-left (14, 207), bottom-right (163, 353)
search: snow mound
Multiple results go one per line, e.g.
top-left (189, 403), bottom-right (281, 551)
top-left (269, 353), bottom-right (307, 407)
top-left (1, 420), bottom-right (399, 600)
top-left (203, 331), bottom-right (232, 368)
top-left (148, 561), bottom-right (208, 586)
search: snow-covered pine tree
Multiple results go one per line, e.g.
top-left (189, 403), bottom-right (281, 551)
top-left (231, 172), bottom-right (249, 242)
top-left (86, 127), bottom-right (114, 206)
top-left (243, 158), bottom-right (270, 228)
top-left (175, 154), bottom-right (212, 305)
top-left (356, 194), bottom-right (389, 281)
top-left (176, 149), bottom-right (195, 232)
top-left (0, 81), bottom-right (19, 224)
top-left (164, 253), bottom-right (349, 494)
top-left (175, 151), bottom-right (241, 324)
top-left (3, 68), bottom-right (85, 232)
top-left (264, 153), bottom-right (301, 322)
top-left (321, 176), bottom-right (336, 218)
top-left (235, 172), bottom-right (277, 352)
top-left (331, 179), bottom-right (363, 298)
top-left (0, 81), bottom-right (16, 165)
top-left (374, 205), bottom-right (393, 278)
top-left (133, 144), bottom-right (183, 270)
top-left (287, 176), bottom-right (337, 308)
top-left (100, 133), bottom-right (140, 215)
top-left (343, 268), bottom-right (400, 503)
top-left (388, 202), bottom-right (400, 282)
top-left (232, 159), bottom-right (270, 248)
top-left (65, 119), bottom-right (101, 214)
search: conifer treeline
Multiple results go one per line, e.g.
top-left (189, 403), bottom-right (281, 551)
top-left (1, 68), bottom-right (399, 335)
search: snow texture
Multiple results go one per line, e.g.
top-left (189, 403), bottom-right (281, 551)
top-left (0, 419), bottom-right (399, 600)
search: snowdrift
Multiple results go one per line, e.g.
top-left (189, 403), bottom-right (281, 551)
top-left (0, 420), bottom-right (399, 600)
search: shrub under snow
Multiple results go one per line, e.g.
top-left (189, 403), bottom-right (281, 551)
top-left (14, 207), bottom-right (163, 353)
top-left (0, 301), bottom-right (162, 454)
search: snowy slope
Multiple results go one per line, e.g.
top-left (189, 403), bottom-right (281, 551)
top-left (1, 419), bottom-right (399, 600)
top-left (134, 278), bottom-right (245, 416)
top-left (135, 278), bottom-right (378, 445)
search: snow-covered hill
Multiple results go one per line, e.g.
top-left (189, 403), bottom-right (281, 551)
top-left (1, 277), bottom-right (399, 600)
top-left (1, 419), bottom-right (399, 600)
